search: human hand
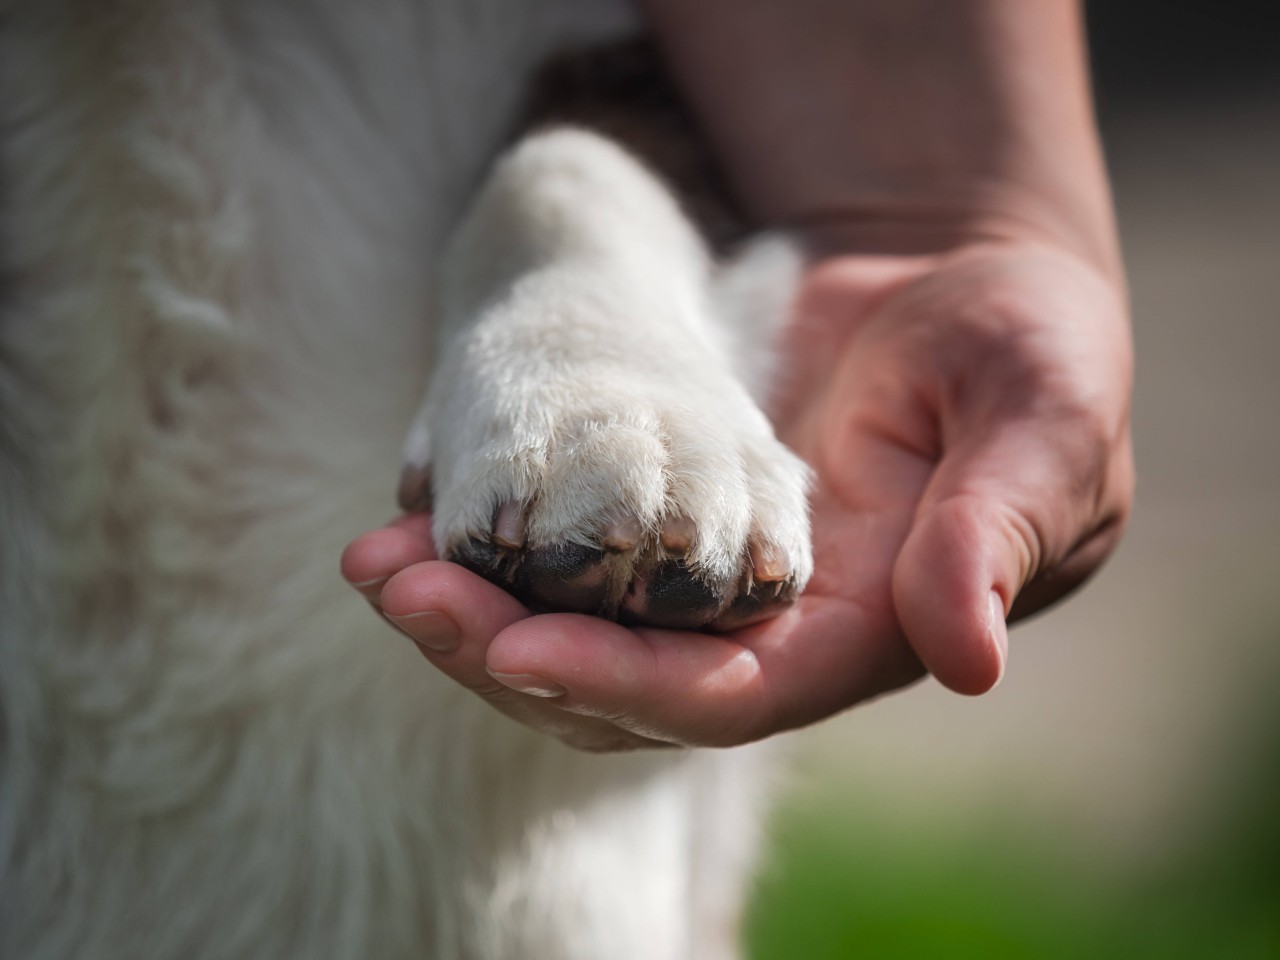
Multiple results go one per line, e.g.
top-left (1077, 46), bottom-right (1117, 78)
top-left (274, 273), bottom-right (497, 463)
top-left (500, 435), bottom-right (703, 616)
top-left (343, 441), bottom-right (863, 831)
top-left (341, 240), bottom-right (1132, 751)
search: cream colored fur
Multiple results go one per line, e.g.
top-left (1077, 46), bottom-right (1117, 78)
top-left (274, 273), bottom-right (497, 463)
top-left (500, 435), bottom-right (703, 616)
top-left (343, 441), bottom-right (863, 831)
top-left (0, 1), bottom-right (807, 958)
top-left (415, 129), bottom-right (812, 585)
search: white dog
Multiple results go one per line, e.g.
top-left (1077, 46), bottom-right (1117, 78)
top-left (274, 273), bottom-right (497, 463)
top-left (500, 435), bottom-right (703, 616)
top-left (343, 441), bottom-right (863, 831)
top-left (0, 2), bottom-right (813, 958)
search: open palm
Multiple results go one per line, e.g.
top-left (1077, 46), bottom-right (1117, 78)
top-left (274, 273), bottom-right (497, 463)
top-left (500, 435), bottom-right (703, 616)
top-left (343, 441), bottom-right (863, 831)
top-left (342, 241), bottom-right (1133, 751)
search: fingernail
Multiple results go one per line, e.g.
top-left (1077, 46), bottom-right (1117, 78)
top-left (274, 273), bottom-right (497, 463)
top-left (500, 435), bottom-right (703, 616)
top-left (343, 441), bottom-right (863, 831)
top-left (988, 591), bottom-right (1009, 681)
top-left (487, 671), bottom-right (567, 699)
top-left (385, 611), bottom-right (460, 653)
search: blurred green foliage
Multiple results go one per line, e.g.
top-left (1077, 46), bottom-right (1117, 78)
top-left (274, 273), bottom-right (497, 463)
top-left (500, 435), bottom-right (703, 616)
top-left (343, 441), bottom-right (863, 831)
top-left (747, 788), bottom-right (1278, 960)
top-left (747, 679), bottom-right (1280, 960)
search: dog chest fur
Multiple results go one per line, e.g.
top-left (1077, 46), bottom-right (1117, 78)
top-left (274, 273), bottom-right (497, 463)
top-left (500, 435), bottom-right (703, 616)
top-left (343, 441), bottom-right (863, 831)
top-left (0, 2), bottom-right (785, 958)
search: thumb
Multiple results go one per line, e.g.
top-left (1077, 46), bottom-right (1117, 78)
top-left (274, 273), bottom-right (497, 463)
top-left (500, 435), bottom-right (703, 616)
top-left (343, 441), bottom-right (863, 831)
top-left (893, 412), bottom-right (1130, 695)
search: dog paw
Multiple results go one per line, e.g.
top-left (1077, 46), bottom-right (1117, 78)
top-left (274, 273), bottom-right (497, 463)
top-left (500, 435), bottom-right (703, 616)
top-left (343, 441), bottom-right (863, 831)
top-left (404, 379), bottom-right (812, 631)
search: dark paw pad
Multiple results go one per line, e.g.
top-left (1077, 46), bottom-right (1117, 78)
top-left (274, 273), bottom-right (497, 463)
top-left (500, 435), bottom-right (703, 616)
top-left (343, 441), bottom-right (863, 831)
top-left (449, 537), bottom-right (517, 580)
top-left (514, 543), bottom-right (614, 615)
top-left (620, 559), bottom-right (723, 630)
top-left (712, 579), bottom-right (798, 632)
top-left (445, 505), bottom-right (801, 630)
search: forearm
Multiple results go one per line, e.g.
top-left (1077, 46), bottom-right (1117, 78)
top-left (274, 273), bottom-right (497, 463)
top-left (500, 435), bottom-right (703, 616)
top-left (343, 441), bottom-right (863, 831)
top-left (641, 0), bottom-right (1120, 276)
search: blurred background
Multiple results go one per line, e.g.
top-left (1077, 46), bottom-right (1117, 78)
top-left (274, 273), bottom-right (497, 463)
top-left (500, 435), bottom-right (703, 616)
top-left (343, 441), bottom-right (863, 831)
top-left (749, 3), bottom-right (1280, 957)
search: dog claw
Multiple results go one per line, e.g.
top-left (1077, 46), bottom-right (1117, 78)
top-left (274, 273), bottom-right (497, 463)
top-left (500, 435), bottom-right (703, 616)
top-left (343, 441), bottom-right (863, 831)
top-left (397, 463), bottom-right (433, 513)
top-left (602, 515), bottom-right (642, 553)
top-left (749, 542), bottom-right (790, 582)
top-left (492, 501), bottom-right (527, 549)
top-left (658, 516), bottom-right (695, 553)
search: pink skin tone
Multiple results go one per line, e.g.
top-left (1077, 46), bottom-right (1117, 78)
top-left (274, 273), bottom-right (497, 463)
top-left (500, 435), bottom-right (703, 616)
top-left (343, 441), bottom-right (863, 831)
top-left (341, 0), bottom-right (1133, 751)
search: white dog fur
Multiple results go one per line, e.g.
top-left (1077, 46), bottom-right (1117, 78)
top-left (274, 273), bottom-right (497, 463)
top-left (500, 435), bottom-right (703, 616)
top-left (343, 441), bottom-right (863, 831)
top-left (0, 1), bottom-right (811, 958)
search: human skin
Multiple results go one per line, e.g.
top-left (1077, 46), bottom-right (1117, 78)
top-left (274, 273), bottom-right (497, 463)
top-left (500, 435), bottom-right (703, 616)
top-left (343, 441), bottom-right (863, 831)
top-left (341, 0), bottom-right (1134, 751)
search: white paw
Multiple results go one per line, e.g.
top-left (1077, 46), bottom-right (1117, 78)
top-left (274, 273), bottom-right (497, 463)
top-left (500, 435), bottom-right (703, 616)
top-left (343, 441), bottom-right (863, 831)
top-left (403, 318), bottom-right (812, 631)
top-left (401, 127), bottom-right (812, 629)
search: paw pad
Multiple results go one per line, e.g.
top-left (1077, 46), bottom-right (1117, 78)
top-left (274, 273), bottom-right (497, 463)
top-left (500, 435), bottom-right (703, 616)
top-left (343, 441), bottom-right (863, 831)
top-left (446, 503), bottom-right (799, 631)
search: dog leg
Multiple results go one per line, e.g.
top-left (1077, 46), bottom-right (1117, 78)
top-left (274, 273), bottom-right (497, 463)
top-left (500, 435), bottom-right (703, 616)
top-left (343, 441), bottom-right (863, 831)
top-left (402, 127), bottom-right (812, 629)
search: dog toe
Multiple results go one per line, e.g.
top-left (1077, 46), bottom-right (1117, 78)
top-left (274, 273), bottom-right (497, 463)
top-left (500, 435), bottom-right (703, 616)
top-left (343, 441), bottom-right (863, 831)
top-left (620, 557), bottom-right (723, 630)
top-left (514, 542), bottom-right (615, 615)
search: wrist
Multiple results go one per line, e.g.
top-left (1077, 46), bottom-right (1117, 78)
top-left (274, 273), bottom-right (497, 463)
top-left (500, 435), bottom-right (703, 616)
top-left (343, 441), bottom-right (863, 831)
top-left (645, 0), bottom-right (1122, 280)
top-left (786, 179), bottom-right (1122, 285)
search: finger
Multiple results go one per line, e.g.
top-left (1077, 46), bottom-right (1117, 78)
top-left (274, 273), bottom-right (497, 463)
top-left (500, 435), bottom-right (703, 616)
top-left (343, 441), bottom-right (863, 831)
top-left (471, 417), bottom-right (931, 747)
top-left (381, 559), bottom-right (526, 653)
top-left (894, 413), bottom-right (1132, 695)
top-left (484, 593), bottom-right (925, 747)
top-left (893, 494), bottom-right (1016, 695)
top-left (379, 560), bottom-right (664, 751)
top-left (340, 514), bottom-right (438, 601)
top-left (485, 614), bottom-right (761, 746)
